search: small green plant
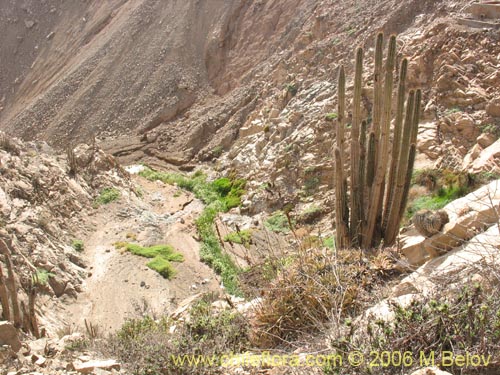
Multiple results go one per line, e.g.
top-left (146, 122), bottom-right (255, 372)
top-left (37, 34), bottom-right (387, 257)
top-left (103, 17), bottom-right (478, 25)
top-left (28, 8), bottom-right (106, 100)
top-left (303, 176), bottom-right (321, 196)
top-left (406, 185), bottom-right (468, 218)
top-left (297, 205), bottom-right (323, 224)
top-left (115, 242), bottom-right (183, 279)
top-left (224, 229), bottom-right (253, 247)
top-left (285, 83), bottom-right (298, 96)
top-left (323, 236), bottom-right (336, 250)
top-left (71, 239), bottom-right (84, 252)
top-left (264, 211), bottom-right (291, 233)
top-left (445, 106), bottom-right (461, 115)
top-left (211, 145), bottom-right (224, 158)
top-left (95, 187), bottom-right (121, 205)
top-left (32, 269), bottom-right (55, 286)
top-left (325, 112), bottom-right (338, 121)
top-left (480, 123), bottom-right (500, 137)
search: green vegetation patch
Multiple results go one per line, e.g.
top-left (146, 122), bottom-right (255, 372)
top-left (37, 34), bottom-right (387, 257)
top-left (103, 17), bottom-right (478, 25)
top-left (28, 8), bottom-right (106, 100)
top-left (146, 256), bottom-right (177, 279)
top-left (138, 168), bottom-right (246, 294)
top-left (33, 269), bottom-right (55, 286)
top-left (264, 211), bottom-right (291, 233)
top-left (115, 242), bottom-right (183, 279)
top-left (71, 239), bottom-right (84, 252)
top-left (95, 187), bottom-right (121, 205)
top-left (325, 112), bottom-right (338, 121)
top-left (224, 229), bottom-right (253, 247)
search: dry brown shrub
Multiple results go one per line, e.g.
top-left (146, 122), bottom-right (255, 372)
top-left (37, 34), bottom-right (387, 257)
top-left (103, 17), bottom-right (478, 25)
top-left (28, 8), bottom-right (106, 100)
top-left (249, 247), bottom-right (399, 348)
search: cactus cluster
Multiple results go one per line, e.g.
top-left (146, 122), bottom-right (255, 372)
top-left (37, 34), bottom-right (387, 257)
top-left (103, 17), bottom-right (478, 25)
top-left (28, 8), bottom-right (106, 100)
top-left (0, 239), bottom-right (40, 337)
top-left (334, 33), bottom-right (421, 249)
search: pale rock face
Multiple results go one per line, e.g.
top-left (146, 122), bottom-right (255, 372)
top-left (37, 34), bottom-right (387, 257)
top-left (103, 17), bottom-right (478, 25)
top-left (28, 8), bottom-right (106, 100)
top-left (396, 224), bottom-right (500, 297)
top-left (486, 96), bottom-right (500, 117)
top-left (470, 139), bottom-right (500, 174)
top-left (400, 180), bottom-right (500, 266)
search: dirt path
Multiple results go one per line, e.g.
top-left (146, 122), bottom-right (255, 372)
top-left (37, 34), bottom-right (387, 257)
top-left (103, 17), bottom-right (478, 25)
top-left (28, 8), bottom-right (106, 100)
top-left (63, 174), bottom-right (220, 333)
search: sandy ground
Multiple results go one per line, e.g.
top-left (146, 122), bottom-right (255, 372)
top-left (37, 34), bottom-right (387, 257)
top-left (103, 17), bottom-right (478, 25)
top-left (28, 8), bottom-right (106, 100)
top-left (63, 175), bottom-right (220, 333)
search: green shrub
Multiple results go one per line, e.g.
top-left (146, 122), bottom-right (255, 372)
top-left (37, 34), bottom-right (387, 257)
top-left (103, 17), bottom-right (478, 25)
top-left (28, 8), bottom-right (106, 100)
top-left (224, 229), bottom-right (253, 247)
top-left (211, 145), bottom-right (224, 158)
top-left (33, 269), bottom-right (55, 286)
top-left (323, 236), bottom-right (335, 250)
top-left (332, 282), bottom-right (500, 374)
top-left (406, 185), bottom-right (468, 218)
top-left (297, 205), bottom-right (322, 224)
top-left (95, 187), bottom-right (121, 205)
top-left (105, 294), bottom-right (249, 375)
top-left (116, 242), bottom-right (184, 262)
top-left (264, 211), bottom-right (291, 233)
top-left (71, 239), bottom-right (84, 252)
top-left (286, 83), bottom-right (298, 96)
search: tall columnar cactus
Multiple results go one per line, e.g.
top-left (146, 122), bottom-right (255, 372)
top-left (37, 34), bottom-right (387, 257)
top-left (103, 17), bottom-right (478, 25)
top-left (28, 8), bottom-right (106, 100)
top-left (333, 33), bottom-right (421, 249)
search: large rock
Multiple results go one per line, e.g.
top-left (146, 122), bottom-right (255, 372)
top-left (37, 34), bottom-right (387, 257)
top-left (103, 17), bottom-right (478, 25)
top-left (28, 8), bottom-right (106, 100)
top-left (395, 224), bottom-right (500, 297)
top-left (0, 321), bottom-right (22, 352)
top-left (470, 139), bottom-right (500, 174)
top-left (486, 97), bottom-right (500, 117)
top-left (72, 359), bottom-right (121, 373)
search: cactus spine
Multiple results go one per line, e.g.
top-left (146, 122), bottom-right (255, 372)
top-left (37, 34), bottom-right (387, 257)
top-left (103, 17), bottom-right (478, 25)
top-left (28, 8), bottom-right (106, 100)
top-left (333, 33), bottom-right (421, 249)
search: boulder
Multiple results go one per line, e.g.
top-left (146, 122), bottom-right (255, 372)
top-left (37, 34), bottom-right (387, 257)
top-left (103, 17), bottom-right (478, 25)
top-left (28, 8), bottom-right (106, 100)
top-left (477, 132), bottom-right (496, 148)
top-left (486, 97), bottom-right (500, 117)
top-left (470, 139), bottom-right (500, 174)
top-left (72, 359), bottom-right (121, 373)
top-left (395, 224), bottom-right (500, 297)
top-left (0, 321), bottom-right (22, 352)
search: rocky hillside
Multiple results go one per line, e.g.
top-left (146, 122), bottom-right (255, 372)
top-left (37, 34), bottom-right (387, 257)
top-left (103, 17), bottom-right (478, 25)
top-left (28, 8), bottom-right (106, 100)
top-left (2, 0), bottom-right (500, 217)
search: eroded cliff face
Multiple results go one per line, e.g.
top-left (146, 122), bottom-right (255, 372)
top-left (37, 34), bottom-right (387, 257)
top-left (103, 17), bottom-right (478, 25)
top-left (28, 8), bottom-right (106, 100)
top-left (2, 0), bottom-right (500, 212)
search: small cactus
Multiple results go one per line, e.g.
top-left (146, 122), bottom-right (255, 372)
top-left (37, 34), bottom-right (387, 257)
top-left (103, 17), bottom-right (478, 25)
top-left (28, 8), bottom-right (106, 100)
top-left (412, 209), bottom-right (449, 237)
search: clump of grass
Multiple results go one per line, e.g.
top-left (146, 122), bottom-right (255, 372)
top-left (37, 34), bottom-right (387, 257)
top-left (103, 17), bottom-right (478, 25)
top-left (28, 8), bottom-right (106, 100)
top-left (146, 256), bottom-right (177, 279)
top-left (297, 205), bottom-right (323, 224)
top-left (32, 269), bottom-right (55, 286)
top-left (224, 229), bottom-right (253, 247)
top-left (115, 242), bottom-right (183, 279)
top-left (138, 167), bottom-right (246, 294)
top-left (406, 185), bottom-right (468, 218)
top-left (95, 187), bottom-right (120, 205)
top-left (211, 145), bottom-right (224, 158)
top-left (71, 239), bottom-right (84, 252)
